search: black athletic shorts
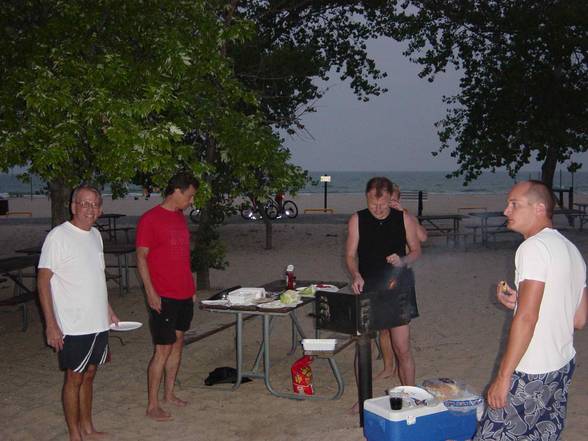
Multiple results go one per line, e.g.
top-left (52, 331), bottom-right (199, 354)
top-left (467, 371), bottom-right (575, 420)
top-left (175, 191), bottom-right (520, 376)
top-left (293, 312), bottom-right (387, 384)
top-left (149, 297), bottom-right (194, 345)
top-left (59, 331), bottom-right (109, 372)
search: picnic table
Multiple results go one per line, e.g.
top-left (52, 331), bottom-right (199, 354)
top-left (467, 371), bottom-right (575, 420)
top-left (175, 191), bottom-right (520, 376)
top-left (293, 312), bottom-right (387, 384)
top-left (96, 213), bottom-right (127, 241)
top-left (553, 208), bottom-right (586, 229)
top-left (417, 214), bottom-right (466, 244)
top-left (467, 211), bottom-right (508, 247)
top-left (16, 242), bottom-right (135, 296)
top-left (199, 280), bottom-right (348, 401)
top-left (0, 254), bottom-right (40, 331)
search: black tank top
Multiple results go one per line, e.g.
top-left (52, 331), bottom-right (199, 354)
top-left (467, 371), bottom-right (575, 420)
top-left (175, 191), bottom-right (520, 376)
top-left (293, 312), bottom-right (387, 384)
top-left (357, 208), bottom-right (406, 284)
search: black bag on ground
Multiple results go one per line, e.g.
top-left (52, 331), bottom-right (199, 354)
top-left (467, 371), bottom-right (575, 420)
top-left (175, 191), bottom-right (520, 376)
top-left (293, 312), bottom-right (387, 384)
top-left (204, 366), bottom-right (252, 386)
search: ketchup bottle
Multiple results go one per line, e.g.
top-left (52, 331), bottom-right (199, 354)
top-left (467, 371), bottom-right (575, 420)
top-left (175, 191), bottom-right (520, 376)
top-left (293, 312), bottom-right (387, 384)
top-left (286, 264), bottom-right (296, 289)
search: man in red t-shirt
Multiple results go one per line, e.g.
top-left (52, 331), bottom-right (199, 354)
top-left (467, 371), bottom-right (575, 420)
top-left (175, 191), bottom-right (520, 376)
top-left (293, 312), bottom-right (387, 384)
top-left (136, 172), bottom-right (198, 421)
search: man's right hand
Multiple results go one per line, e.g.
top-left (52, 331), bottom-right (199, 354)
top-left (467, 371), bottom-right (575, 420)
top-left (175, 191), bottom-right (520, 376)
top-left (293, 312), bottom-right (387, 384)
top-left (147, 292), bottom-right (162, 313)
top-left (351, 274), bottom-right (364, 295)
top-left (496, 281), bottom-right (517, 310)
top-left (46, 324), bottom-right (64, 351)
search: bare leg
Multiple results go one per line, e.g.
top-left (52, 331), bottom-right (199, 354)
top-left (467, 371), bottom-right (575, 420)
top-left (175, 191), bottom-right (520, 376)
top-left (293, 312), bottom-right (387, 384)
top-left (146, 344), bottom-right (173, 421)
top-left (63, 370), bottom-right (84, 441)
top-left (163, 331), bottom-right (188, 406)
top-left (390, 325), bottom-right (415, 386)
top-left (78, 365), bottom-right (107, 438)
top-left (374, 329), bottom-right (398, 380)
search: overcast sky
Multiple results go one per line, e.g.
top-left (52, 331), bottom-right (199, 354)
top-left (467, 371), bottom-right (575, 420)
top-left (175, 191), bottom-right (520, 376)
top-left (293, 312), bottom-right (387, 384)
top-left (283, 38), bottom-right (460, 172)
top-left (283, 38), bottom-right (584, 173)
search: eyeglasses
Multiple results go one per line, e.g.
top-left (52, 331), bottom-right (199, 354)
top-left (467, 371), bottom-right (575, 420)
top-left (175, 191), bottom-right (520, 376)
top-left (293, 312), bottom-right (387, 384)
top-left (76, 201), bottom-right (102, 210)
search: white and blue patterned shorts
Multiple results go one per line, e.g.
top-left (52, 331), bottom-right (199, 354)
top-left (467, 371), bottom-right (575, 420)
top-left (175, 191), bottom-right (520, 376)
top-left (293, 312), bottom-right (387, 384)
top-left (474, 358), bottom-right (575, 441)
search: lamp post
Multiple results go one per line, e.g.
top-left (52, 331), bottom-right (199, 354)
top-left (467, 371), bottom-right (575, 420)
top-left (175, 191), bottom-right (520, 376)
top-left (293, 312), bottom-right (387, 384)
top-left (320, 175), bottom-right (331, 210)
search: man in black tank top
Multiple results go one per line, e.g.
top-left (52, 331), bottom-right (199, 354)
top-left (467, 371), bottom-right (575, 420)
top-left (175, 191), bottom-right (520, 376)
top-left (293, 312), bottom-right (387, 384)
top-left (346, 177), bottom-right (422, 386)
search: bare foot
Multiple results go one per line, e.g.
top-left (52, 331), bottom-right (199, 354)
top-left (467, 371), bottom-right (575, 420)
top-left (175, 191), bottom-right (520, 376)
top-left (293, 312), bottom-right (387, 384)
top-left (374, 368), bottom-right (397, 381)
top-left (146, 407), bottom-right (173, 422)
top-left (164, 395), bottom-right (188, 407)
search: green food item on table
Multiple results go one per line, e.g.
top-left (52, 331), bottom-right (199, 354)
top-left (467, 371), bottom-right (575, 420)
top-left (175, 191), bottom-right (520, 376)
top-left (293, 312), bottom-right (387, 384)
top-left (279, 290), bottom-right (300, 304)
top-left (299, 286), bottom-right (316, 297)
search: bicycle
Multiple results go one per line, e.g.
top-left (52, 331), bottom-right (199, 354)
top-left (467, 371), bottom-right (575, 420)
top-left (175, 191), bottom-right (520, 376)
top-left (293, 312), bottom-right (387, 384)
top-left (189, 207), bottom-right (225, 224)
top-left (240, 196), bottom-right (298, 220)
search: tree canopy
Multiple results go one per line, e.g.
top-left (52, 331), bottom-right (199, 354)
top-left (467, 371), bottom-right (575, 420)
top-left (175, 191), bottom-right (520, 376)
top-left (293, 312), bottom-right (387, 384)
top-left (389, 0), bottom-right (588, 187)
top-left (229, 1), bottom-right (397, 133)
top-left (0, 0), bottom-right (306, 225)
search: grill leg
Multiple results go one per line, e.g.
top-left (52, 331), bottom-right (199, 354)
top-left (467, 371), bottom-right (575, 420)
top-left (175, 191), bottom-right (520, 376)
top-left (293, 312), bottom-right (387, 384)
top-left (357, 334), bottom-right (372, 427)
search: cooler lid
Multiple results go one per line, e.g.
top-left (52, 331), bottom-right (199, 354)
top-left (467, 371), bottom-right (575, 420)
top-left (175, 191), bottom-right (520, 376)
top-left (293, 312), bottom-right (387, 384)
top-left (363, 396), bottom-right (447, 422)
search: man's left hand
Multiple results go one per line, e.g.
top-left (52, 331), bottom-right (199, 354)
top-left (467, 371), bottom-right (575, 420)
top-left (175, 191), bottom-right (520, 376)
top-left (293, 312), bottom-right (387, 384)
top-left (110, 311), bottom-right (120, 327)
top-left (386, 254), bottom-right (405, 267)
top-left (487, 374), bottom-right (511, 409)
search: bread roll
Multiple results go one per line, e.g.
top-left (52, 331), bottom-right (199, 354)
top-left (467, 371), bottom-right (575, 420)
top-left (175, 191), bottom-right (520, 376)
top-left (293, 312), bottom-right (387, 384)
top-left (422, 378), bottom-right (460, 400)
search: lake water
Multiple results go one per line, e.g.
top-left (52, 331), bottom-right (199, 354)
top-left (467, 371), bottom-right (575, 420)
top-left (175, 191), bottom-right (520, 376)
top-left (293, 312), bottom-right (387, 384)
top-left (0, 170), bottom-right (584, 196)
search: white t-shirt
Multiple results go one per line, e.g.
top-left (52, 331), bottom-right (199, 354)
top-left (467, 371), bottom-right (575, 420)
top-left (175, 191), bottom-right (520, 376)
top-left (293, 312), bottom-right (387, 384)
top-left (39, 222), bottom-right (109, 335)
top-left (515, 228), bottom-right (586, 374)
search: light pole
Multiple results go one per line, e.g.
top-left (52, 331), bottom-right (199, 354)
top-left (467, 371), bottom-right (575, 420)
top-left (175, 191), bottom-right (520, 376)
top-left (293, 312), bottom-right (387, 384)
top-left (320, 175), bottom-right (331, 210)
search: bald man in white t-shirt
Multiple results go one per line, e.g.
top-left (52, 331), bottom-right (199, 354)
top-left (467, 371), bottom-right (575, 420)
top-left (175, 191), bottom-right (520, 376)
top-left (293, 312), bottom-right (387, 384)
top-left (474, 181), bottom-right (588, 440)
top-left (38, 185), bottom-right (119, 441)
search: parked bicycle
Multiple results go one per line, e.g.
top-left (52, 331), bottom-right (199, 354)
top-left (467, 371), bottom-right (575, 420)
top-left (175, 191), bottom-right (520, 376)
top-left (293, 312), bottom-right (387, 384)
top-left (240, 195), bottom-right (298, 220)
top-left (189, 207), bottom-right (225, 224)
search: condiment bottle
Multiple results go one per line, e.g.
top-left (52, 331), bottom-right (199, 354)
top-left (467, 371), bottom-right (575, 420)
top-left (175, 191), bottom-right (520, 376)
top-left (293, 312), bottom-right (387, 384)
top-left (286, 264), bottom-right (296, 289)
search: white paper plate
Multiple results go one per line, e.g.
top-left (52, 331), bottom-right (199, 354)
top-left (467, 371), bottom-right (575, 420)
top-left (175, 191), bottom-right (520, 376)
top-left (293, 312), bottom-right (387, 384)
top-left (388, 386), bottom-right (434, 401)
top-left (313, 283), bottom-right (339, 292)
top-left (110, 321), bottom-right (142, 332)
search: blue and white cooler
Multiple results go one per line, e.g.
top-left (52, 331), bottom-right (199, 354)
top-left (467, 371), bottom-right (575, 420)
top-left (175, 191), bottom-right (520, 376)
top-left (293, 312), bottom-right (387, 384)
top-left (363, 385), bottom-right (482, 441)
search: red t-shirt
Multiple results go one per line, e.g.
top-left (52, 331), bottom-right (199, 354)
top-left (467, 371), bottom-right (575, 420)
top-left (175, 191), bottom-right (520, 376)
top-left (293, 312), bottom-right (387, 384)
top-left (136, 205), bottom-right (195, 300)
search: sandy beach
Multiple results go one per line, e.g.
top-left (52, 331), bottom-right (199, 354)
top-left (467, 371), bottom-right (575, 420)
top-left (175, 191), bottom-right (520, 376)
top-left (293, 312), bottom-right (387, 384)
top-left (1, 192), bottom-right (587, 441)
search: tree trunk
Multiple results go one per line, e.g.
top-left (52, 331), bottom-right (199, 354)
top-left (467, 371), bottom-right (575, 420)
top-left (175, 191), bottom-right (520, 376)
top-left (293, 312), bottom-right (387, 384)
top-left (193, 135), bottom-right (219, 290)
top-left (196, 268), bottom-right (210, 290)
top-left (48, 180), bottom-right (72, 228)
top-left (264, 216), bottom-right (273, 250)
top-left (541, 147), bottom-right (558, 189)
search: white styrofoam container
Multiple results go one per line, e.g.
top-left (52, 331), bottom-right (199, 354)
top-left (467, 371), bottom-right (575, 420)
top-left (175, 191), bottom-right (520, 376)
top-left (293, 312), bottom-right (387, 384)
top-left (227, 287), bottom-right (266, 305)
top-left (301, 339), bottom-right (337, 351)
top-left (363, 395), bottom-right (478, 441)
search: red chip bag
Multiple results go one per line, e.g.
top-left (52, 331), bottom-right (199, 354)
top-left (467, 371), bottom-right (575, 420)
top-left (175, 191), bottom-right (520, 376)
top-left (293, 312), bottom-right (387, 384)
top-left (291, 355), bottom-right (314, 395)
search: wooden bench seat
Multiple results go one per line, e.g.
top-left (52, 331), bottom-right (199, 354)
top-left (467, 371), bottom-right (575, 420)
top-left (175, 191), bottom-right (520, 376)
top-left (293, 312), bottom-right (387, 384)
top-left (0, 291), bottom-right (36, 306)
top-left (425, 227), bottom-right (452, 236)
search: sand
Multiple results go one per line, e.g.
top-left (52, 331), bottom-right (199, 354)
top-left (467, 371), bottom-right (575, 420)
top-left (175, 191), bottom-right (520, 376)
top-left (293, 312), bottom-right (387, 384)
top-left (1, 192), bottom-right (587, 441)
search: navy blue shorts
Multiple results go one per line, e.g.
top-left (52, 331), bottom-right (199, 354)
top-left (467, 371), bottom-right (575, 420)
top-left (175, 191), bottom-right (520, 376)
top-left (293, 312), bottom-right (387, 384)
top-left (149, 297), bottom-right (194, 345)
top-left (59, 331), bottom-right (109, 373)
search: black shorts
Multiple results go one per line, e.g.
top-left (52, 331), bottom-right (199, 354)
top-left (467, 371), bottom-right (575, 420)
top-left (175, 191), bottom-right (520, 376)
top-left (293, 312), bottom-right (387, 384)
top-left (149, 297), bottom-right (194, 345)
top-left (59, 331), bottom-right (109, 372)
top-left (364, 268), bottom-right (419, 328)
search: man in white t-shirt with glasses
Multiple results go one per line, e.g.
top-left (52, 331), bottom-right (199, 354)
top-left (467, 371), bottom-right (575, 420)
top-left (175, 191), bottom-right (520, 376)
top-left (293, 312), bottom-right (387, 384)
top-left (38, 184), bottom-right (119, 441)
top-left (474, 180), bottom-right (588, 440)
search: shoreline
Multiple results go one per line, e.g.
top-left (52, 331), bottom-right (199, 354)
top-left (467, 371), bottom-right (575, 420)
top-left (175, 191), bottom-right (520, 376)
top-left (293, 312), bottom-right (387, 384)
top-left (2, 192), bottom-right (514, 218)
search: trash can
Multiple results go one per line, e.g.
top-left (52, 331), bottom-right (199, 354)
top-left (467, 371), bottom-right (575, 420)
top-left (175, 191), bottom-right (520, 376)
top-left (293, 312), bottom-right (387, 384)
top-left (0, 199), bottom-right (8, 215)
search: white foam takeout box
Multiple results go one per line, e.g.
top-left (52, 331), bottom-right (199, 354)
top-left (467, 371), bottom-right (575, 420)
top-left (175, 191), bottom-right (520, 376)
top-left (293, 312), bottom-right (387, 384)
top-left (301, 339), bottom-right (337, 351)
top-left (227, 287), bottom-right (266, 305)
